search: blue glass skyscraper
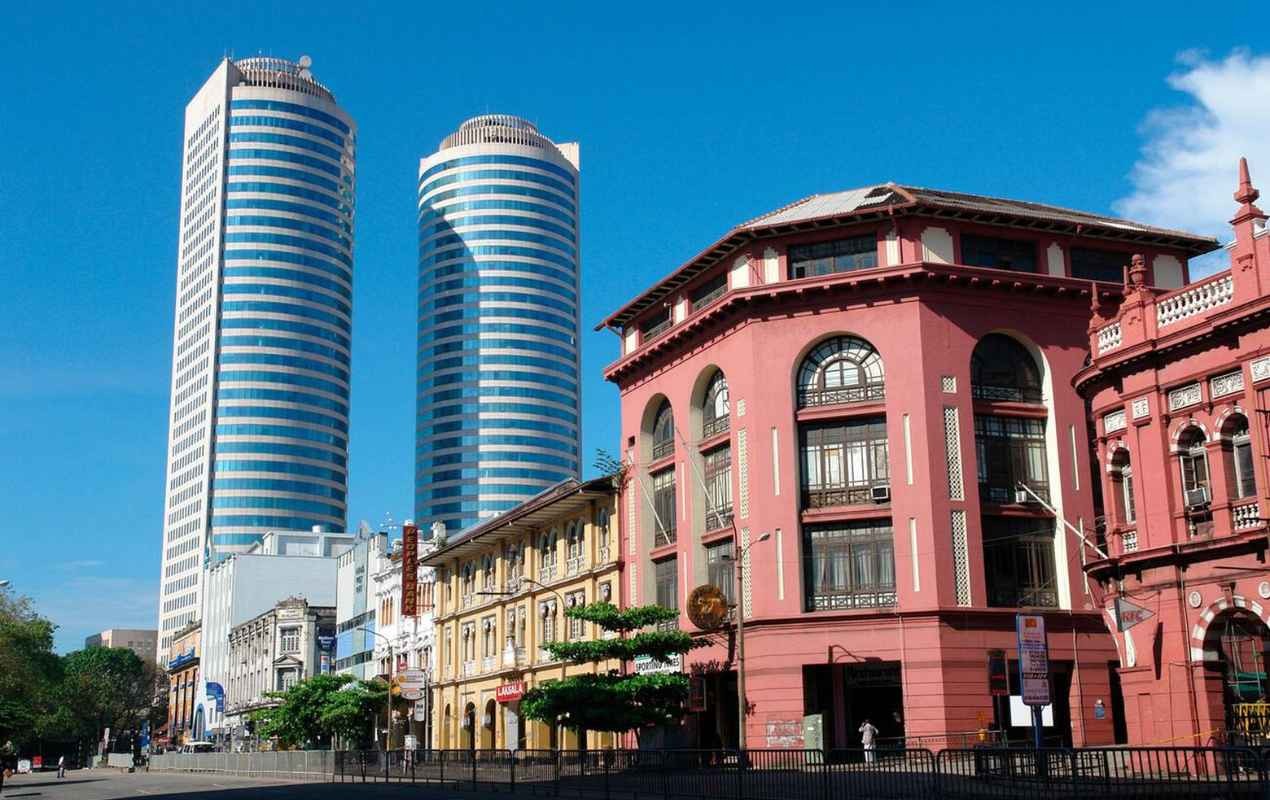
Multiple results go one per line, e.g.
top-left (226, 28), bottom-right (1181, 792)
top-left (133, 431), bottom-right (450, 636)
top-left (158, 56), bottom-right (355, 656)
top-left (416, 115), bottom-right (581, 534)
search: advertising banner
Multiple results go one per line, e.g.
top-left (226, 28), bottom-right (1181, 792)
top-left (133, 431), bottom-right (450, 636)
top-left (496, 681), bottom-right (525, 703)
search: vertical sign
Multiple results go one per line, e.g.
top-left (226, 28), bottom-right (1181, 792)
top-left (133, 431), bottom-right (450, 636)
top-left (1015, 614), bottom-right (1050, 705)
top-left (987, 649), bottom-right (1009, 697)
top-left (402, 523), bottom-right (419, 617)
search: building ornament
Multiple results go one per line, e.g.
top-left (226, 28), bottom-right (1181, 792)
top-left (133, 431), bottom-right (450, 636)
top-left (1167, 382), bottom-right (1203, 412)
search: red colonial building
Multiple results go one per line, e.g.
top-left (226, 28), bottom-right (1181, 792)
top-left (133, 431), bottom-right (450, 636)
top-left (600, 182), bottom-right (1218, 749)
top-left (1077, 160), bottom-right (1270, 746)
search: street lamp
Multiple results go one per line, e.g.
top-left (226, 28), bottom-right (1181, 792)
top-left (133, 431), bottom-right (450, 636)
top-left (0, 580), bottom-right (10, 589)
top-left (355, 627), bottom-right (395, 750)
top-left (721, 532), bottom-right (771, 753)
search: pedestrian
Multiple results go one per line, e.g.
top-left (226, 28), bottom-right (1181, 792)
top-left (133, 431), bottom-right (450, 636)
top-left (57, 755), bottom-right (65, 779)
top-left (859, 718), bottom-right (879, 764)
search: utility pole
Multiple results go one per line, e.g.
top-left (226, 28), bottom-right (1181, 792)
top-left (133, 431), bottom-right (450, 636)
top-left (727, 533), bottom-right (770, 754)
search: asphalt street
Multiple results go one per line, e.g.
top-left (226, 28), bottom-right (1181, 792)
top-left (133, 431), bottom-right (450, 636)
top-left (0, 770), bottom-right (487, 800)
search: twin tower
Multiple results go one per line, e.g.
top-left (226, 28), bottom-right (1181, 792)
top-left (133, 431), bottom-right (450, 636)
top-left (157, 56), bottom-right (581, 654)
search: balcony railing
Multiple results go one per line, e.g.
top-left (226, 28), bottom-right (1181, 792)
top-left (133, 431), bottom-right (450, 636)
top-left (654, 525), bottom-right (676, 548)
top-left (505, 576), bottom-right (523, 594)
top-left (1120, 529), bottom-right (1138, 553)
top-left (597, 544), bottom-right (611, 564)
top-left (980, 481), bottom-right (1050, 505)
top-left (803, 486), bottom-right (879, 509)
top-left (704, 507), bottom-right (734, 531)
top-left (806, 589), bottom-right (897, 611)
top-left (482, 656), bottom-right (496, 673)
top-left (461, 593), bottom-right (475, 608)
top-left (566, 555), bottom-right (585, 576)
top-left (652, 438), bottom-right (675, 460)
top-left (539, 562), bottom-right (557, 582)
top-left (1096, 322), bottom-right (1122, 355)
top-left (798, 384), bottom-right (885, 408)
top-left (971, 384), bottom-right (1043, 403)
top-left (462, 660), bottom-right (476, 677)
top-left (642, 317), bottom-right (672, 341)
top-left (702, 415), bottom-right (730, 439)
top-left (1157, 274), bottom-right (1234, 328)
top-left (1234, 502), bottom-right (1262, 530)
top-left (988, 586), bottom-right (1059, 608)
top-left (538, 646), bottom-right (557, 663)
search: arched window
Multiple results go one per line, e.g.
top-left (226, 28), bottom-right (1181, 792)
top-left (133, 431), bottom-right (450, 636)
top-left (797, 336), bottom-right (885, 408)
top-left (1224, 415), bottom-right (1257, 499)
top-left (702, 371), bottom-right (730, 438)
top-left (539, 530), bottom-right (558, 576)
top-left (970, 334), bottom-right (1043, 403)
top-left (651, 400), bottom-right (675, 459)
top-left (481, 554), bottom-right (495, 590)
top-left (565, 521), bottom-right (584, 574)
top-left (1178, 427), bottom-right (1211, 506)
top-left (1110, 449), bottom-right (1135, 525)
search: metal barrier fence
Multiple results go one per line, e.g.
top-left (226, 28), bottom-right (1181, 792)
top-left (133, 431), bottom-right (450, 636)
top-left (148, 750), bottom-right (334, 780)
top-left (152, 746), bottom-right (1270, 798)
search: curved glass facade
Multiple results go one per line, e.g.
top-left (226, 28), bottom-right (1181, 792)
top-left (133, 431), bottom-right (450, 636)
top-left (215, 91), bottom-right (354, 548)
top-left (157, 56), bottom-right (355, 655)
top-left (416, 116), bottom-right (581, 534)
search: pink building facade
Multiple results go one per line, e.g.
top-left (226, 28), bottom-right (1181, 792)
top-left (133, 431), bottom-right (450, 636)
top-left (1078, 161), bottom-right (1270, 746)
top-left (601, 184), bottom-right (1217, 749)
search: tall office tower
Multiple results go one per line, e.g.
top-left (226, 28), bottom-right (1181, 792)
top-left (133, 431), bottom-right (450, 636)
top-left (416, 115), bottom-right (581, 534)
top-left (157, 56), bottom-right (356, 657)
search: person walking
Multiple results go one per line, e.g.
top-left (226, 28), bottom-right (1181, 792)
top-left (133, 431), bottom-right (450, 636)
top-left (57, 755), bottom-right (65, 779)
top-left (859, 718), bottom-right (879, 764)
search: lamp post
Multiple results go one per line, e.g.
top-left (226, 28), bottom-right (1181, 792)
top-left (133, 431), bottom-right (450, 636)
top-left (356, 627), bottom-right (394, 750)
top-left (723, 532), bottom-right (770, 753)
top-left (0, 580), bottom-right (10, 588)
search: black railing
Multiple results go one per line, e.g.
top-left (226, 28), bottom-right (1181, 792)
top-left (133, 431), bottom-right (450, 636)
top-left (803, 485), bottom-right (883, 509)
top-left (704, 507), bottom-right (733, 531)
top-left (799, 384), bottom-right (885, 409)
top-left (330, 746), bottom-right (1270, 799)
top-left (702, 415), bottom-right (730, 439)
top-left (652, 439), bottom-right (675, 460)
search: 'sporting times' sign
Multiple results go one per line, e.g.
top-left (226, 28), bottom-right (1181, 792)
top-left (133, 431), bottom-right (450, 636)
top-left (1015, 614), bottom-right (1050, 706)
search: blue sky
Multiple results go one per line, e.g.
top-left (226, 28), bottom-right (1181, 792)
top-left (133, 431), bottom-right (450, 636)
top-left (1, 1), bottom-right (1267, 652)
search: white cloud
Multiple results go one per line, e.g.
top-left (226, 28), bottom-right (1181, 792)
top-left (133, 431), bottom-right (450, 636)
top-left (1115, 50), bottom-right (1270, 254)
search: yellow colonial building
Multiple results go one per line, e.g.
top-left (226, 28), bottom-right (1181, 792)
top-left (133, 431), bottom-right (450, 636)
top-left (423, 476), bottom-right (621, 750)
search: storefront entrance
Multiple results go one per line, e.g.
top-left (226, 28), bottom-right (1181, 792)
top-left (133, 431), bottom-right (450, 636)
top-left (1206, 610), bottom-right (1270, 743)
top-left (803, 661), bottom-right (903, 752)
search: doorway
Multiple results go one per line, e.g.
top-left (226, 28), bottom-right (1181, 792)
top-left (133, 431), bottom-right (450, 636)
top-left (803, 661), bottom-right (904, 752)
top-left (1205, 610), bottom-right (1270, 742)
top-left (695, 670), bottom-right (739, 749)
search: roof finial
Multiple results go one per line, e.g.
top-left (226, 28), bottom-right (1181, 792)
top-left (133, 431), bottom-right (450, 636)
top-left (1128, 254), bottom-right (1148, 289)
top-left (1233, 157), bottom-right (1265, 223)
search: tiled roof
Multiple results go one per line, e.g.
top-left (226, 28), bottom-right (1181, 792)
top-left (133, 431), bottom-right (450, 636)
top-left (598, 182), bottom-right (1219, 331)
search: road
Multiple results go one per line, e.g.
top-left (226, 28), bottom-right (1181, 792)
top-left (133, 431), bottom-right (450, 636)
top-left (0, 770), bottom-right (484, 800)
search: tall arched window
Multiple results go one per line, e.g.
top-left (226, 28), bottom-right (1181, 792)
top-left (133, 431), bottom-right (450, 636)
top-left (651, 400), bottom-right (675, 460)
top-left (797, 336), bottom-right (885, 408)
top-left (1224, 415), bottom-right (1257, 499)
top-left (1179, 427), bottom-right (1211, 506)
top-left (565, 521), bottom-right (584, 574)
top-left (539, 530), bottom-right (558, 577)
top-left (481, 554), bottom-right (495, 591)
top-left (1110, 449), bottom-right (1135, 525)
top-left (971, 334), bottom-right (1043, 403)
top-left (702, 371), bottom-right (730, 437)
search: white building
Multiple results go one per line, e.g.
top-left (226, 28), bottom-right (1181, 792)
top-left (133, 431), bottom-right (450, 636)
top-left (224, 597), bottom-right (335, 742)
top-left (201, 529), bottom-right (354, 738)
top-left (335, 526), bottom-right (438, 747)
top-left (84, 628), bottom-right (158, 662)
top-left (157, 55), bottom-right (357, 658)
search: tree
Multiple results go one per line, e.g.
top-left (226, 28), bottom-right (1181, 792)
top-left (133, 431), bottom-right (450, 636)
top-left (50, 647), bottom-right (152, 754)
top-left (520, 602), bottom-right (702, 735)
top-left (251, 673), bottom-right (386, 749)
top-left (0, 590), bottom-right (61, 749)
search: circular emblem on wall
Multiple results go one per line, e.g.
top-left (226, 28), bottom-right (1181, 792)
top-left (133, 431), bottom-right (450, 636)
top-left (1259, 582), bottom-right (1270, 599)
top-left (1188, 590), bottom-right (1203, 609)
top-left (686, 584), bottom-right (730, 631)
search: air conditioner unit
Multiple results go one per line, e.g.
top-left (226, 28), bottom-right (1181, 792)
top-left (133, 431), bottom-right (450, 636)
top-left (1014, 487), bottom-right (1033, 505)
top-left (1185, 487), bottom-right (1210, 509)
top-left (871, 484), bottom-right (891, 503)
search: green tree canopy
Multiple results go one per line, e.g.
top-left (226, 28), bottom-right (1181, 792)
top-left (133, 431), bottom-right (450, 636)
top-left (520, 602), bottom-right (703, 734)
top-left (251, 673), bottom-right (386, 749)
top-left (0, 590), bottom-right (61, 747)
top-left (48, 646), bottom-right (152, 750)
